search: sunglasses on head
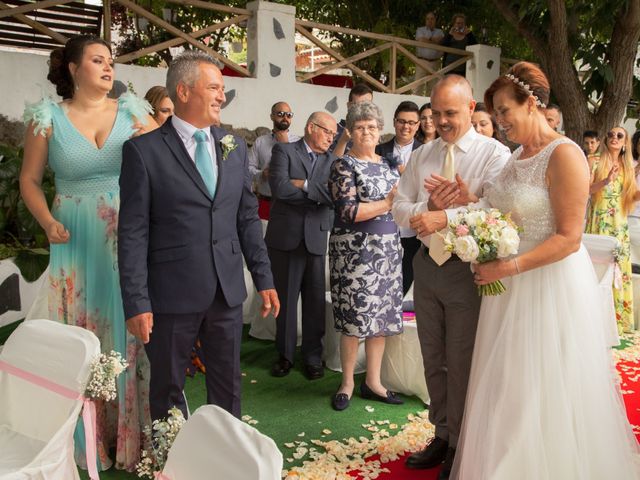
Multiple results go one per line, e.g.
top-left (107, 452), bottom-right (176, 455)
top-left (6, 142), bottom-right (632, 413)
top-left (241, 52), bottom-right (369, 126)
top-left (607, 131), bottom-right (625, 140)
top-left (273, 111), bottom-right (294, 118)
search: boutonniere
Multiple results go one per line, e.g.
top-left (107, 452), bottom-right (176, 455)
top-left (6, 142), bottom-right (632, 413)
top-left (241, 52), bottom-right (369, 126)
top-left (220, 134), bottom-right (237, 161)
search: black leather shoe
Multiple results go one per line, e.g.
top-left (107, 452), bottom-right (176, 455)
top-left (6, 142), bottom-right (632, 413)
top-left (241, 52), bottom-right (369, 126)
top-left (359, 382), bottom-right (404, 404)
top-left (437, 447), bottom-right (455, 480)
top-left (303, 363), bottom-right (324, 380)
top-left (331, 392), bottom-right (350, 411)
top-left (271, 357), bottom-right (293, 377)
top-left (405, 436), bottom-right (449, 469)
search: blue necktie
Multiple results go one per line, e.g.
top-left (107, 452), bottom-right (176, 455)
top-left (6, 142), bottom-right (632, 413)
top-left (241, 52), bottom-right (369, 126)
top-left (193, 130), bottom-right (216, 197)
top-left (309, 151), bottom-right (317, 174)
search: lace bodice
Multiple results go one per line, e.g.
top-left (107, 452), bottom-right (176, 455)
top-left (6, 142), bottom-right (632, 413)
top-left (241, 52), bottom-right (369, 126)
top-left (486, 138), bottom-right (577, 242)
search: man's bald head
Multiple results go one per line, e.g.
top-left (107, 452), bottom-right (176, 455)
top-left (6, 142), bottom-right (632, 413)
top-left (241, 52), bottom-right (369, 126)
top-left (432, 75), bottom-right (474, 103)
top-left (305, 111), bottom-right (337, 153)
top-left (430, 75), bottom-right (476, 143)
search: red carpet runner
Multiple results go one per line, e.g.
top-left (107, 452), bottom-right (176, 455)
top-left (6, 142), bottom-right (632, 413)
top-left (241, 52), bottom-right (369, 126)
top-left (353, 353), bottom-right (640, 480)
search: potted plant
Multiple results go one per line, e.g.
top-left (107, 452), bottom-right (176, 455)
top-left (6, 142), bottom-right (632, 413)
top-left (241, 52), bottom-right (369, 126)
top-left (0, 143), bottom-right (54, 282)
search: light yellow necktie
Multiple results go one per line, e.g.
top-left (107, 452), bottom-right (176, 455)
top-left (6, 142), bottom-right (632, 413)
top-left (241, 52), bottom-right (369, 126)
top-left (429, 143), bottom-right (456, 265)
top-left (442, 143), bottom-right (456, 181)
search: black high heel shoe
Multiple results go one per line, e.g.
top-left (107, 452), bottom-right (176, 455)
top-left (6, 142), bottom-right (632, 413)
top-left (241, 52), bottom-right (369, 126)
top-left (331, 392), bottom-right (350, 411)
top-left (359, 381), bottom-right (404, 405)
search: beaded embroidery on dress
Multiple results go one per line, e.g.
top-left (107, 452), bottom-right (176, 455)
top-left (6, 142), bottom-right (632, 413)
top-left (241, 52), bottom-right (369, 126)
top-left (485, 138), bottom-right (572, 243)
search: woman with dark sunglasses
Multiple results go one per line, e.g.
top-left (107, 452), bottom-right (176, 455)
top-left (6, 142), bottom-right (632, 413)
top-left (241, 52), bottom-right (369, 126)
top-left (586, 126), bottom-right (638, 333)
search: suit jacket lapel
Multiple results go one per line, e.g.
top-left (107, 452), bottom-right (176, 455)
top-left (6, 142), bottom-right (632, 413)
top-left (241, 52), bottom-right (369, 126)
top-left (162, 120), bottom-right (212, 200)
top-left (412, 138), bottom-right (422, 151)
top-left (295, 139), bottom-right (312, 176)
top-left (210, 127), bottom-right (225, 202)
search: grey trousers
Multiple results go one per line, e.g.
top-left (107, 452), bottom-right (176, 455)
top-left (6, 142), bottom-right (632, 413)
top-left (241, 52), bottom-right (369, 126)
top-left (268, 243), bottom-right (326, 365)
top-left (413, 246), bottom-right (481, 448)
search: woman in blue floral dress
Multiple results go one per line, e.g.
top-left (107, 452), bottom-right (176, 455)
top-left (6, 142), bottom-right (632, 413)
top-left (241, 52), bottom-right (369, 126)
top-left (20, 36), bottom-right (156, 472)
top-left (328, 102), bottom-right (404, 411)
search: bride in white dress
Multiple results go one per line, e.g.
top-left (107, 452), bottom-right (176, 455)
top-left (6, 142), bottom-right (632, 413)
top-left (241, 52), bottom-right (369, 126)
top-left (436, 62), bottom-right (640, 479)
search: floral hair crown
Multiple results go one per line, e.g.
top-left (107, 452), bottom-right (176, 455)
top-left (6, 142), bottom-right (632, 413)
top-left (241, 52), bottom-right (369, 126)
top-left (505, 73), bottom-right (546, 108)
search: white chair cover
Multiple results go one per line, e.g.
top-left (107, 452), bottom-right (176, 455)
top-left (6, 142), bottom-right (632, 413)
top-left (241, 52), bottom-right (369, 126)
top-left (161, 405), bottom-right (282, 480)
top-left (380, 321), bottom-right (429, 404)
top-left (0, 319), bottom-right (100, 479)
top-left (582, 233), bottom-right (620, 347)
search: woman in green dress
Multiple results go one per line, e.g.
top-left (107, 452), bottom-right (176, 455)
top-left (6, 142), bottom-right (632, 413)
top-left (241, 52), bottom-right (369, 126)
top-left (20, 35), bottom-right (156, 472)
top-left (586, 126), bottom-right (637, 333)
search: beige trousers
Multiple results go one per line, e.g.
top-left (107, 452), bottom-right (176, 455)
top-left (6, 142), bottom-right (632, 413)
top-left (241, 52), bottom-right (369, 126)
top-left (413, 58), bottom-right (441, 97)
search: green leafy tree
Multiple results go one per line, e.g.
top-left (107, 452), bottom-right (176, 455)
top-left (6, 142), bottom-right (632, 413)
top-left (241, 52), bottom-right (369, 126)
top-left (110, 0), bottom-right (639, 138)
top-left (490, 0), bottom-right (640, 140)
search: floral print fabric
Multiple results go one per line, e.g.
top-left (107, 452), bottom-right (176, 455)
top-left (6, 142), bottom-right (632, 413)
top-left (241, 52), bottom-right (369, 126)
top-left (28, 95), bottom-right (151, 472)
top-left (585, 167), bottom-right (633, 333)
top-left (328, 155), bottom-right (403, 338)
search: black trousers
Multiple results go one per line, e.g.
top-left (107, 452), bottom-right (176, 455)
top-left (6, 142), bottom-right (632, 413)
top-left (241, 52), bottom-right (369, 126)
top-left (401, 236), bottom-right (422, 296)
top-left (145, 285), bottom-right (243, 421)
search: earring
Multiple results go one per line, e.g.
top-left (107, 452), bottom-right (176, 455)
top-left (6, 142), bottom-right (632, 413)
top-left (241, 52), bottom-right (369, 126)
top-left (622, 146), bottom-right (626, 154)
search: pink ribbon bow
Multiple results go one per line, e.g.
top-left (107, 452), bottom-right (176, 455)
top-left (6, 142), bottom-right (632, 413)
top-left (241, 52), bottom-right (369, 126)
top-left (0, 359), bottom-right (100, 480)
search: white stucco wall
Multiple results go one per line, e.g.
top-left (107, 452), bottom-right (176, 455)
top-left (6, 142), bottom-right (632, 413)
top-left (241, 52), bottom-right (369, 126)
top-left (0, 49), bottom-right (433, 137)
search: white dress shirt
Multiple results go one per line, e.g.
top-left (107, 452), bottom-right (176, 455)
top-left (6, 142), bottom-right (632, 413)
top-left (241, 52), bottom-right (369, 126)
top-left (249, 131), bottom-right (300, 196)
top-left (415, 26), bottom-right (444, 60)
top-left (392, 127), bottom-right (510, 247)
top-left (394, 140), bottom-right (415, 167)
top-left (171, 115), bottom-right (218, 176)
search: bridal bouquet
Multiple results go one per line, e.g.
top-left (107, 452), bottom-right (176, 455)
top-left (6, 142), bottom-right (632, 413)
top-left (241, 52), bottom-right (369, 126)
top-left (85, 351), bottom-right (128, 401)
top-left (442, 208), bottom-right (520, 295)
top-left (136, 407), bottom-right (186, 479)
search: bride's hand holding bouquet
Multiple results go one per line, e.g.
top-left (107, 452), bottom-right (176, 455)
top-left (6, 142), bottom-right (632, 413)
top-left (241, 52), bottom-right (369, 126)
top-left (443, 208), bottom-right (521, 295)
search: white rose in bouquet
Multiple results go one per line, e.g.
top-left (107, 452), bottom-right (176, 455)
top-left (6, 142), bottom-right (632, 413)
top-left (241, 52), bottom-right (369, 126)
top-left (464, 210), bottom-right (486, 227)
top-left (497, 226), bottom-right (520, 258)
top-left (454, 236), bottom-right (480, 262)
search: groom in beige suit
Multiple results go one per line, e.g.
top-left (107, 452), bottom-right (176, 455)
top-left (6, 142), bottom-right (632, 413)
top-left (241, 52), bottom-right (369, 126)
top-left (392, 75), bottom-right (509, 479)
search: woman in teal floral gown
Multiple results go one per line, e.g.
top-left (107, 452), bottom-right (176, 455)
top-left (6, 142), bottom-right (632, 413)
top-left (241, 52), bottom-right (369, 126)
top-left (20, 35), bottom-right (156, 472)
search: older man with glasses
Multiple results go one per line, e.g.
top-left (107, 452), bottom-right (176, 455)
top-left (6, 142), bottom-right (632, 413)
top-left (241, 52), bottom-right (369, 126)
top-left (265, 112), bottom-right (338, 380)
top-left (249, 102), bottom-right (301, 218)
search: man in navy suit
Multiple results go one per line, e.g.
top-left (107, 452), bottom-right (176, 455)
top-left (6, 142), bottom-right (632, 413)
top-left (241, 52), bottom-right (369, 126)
top-left (376, 101), bottom-right (422, 297)
top-left (265, 112), bottom-right (337, 379)
top-left (118, 51), bottom-right (279, 420)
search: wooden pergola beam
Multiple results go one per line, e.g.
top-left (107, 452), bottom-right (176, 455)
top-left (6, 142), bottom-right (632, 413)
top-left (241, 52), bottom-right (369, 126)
top-left (103, 0), bottom-right (111, 45)
top-left (0, 0), bottom-right (67, 43)
top-left (113, 0), bottom-right (249, 76)
top-left (299, 42), bottom-right (391, 82)
top-left (295, 24), bottom-right (388, 92)
top-left (115, 14), bottom-right (249, 64)
top-left (0, 0), bottom-right (74, 19)
top-left (395, 57), bottom-right (469, 94)
top-left (166, 0), bottom-right (250, 16)
top-left (296, 19), bottom-right (472, 58)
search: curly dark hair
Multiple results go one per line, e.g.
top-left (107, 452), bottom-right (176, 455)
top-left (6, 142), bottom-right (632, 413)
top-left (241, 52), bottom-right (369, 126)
top-left (47, 35), bottom-right (111, 99)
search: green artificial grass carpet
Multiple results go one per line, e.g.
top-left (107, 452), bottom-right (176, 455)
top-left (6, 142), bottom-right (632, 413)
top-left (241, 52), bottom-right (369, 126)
top-left (80, 327), bottom-right (426, 479)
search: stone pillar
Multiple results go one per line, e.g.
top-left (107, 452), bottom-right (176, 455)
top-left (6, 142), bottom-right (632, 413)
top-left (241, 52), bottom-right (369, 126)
top-left (246, 1), bottom-right (297, 82)
top-left (465, 44), bottom-right (501, 102)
